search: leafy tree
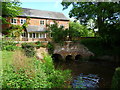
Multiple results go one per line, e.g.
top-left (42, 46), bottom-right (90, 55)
top-left (47, 21), bottom-right (68, 43)
top-left (2, 16), bottom-right (30, 38)
top-left (61, 2), bottom-right (120, 45)
top-left (47, 21), bottom-right (94, 42)
top-left (1, 0), bottom-right (22, 24)
top-left (6, 24), bottom-right (23, 37)
top-left (68, 21), bottom-right (94, 40)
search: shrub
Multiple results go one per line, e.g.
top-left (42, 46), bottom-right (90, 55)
top-left (111, 67), bottom-right (120, 90)
top-left (2, 50), bottom-right (72, 88)
top-left (47, 42), bottom-right (54, 54)
top-left (1, 40), bottom-right (19, 51)
top-left (80, 38), bottom-right (112, 56)
top-left (35, 41), bottom-right (42, 49)
top-left (21, 43), bottom-right (36, 57)
top-left (43, 53), bottom-right (72, 88)
top-left (2, 50), bottom-right (50, 88)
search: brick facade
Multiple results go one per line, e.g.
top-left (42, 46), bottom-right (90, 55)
top-left (2, 16), bottom-right (69, 42)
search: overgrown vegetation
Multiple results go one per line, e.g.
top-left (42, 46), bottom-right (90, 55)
top-left (2, 50), bottom-right (71, 88)
top-left (0, 40), bottom-right (20, 51)
top-left (61, 1), bottom-right (120, 58)
top-left (21, 43), bottom-right (36, 57)
top-left (35, 41), bottom-right (42, 49)
top-left (47, 21), bottom-right (94, 44)
top-left (111, 67), bottom-right (120, 90)
top-left (47, 21), bottom-right (67, 43)
top-left (68, 22), bottom-right (94, 40)
top-left (80, 38), bottom-right (120, 57)
top-left (1, 41), bottom-right (72, 88)
top-left (47, 42), bottom-right (54, 54)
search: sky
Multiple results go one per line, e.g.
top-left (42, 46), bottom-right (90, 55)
top-left (20, 0), bottom-right (73, 20)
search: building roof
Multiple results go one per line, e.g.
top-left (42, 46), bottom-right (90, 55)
top-left (26, 25), bottom-right (46, 32)
top-left (19, 8), bottom-right (69, 21)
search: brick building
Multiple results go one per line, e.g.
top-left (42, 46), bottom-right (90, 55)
top-left (2, 8), bottom-right (69, 42)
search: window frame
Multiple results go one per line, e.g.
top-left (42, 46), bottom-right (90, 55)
top-left (29, 33), bottom-right (46, 39)
top-left (40, 20), bottom-right (45, 25)
top-left (11, 18), bottom-right (17, 24)
top-left (60, 24), bottom-right (64, 28)
top-left (39, 33), bottom-right (46, 38)
top-left (20, 19), bottom-right (26, 24)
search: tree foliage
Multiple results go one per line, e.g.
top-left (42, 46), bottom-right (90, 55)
top-left (61, 2), bottom-right (120, 45)
top-left (2, 0), bottom-right (22, 17)
top-left (47, 21), bottom-right (95, 42)
top-left (2, 17), bottom-right (30, 38)
top-left (47, 21), bottom-right (68, 43)
top-left (68, 22), bottom-right (94, 40)
top-left (1, 0), bottom-right (22, 24)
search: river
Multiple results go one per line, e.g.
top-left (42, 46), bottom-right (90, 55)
top-left (54, 60), bottom-right (116, 88)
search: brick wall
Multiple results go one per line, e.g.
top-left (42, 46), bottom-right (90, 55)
top-left (2, 17), bottom-right (69, 29)
top-left (2, 17), bottom-right (69, 41)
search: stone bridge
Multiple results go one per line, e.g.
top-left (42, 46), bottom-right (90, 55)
top-left (52, 41), bottom-right (94, 61)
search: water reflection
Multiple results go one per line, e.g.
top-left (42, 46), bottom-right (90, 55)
top-left (72, 73), bottom-right (100, 88)
top-left (54, 61), bottom-right (115, 88)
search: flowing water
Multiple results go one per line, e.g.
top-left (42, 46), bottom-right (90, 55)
top-left (54, 60), bottom-right (116, 89)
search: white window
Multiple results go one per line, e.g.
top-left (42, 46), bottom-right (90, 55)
top-left (29, 33), bottom-right (46, 38)
top-left (40, 20), bottom-right (44, 25)
top-left (50, 22), bottom-right (54, 26)
top-left (20, 19), bottom-right (26, 24)
top-left (39, 33), bottom-right (46, 38)
top-left (60, 24), bottom-right (64, 28)
top-left (11, 18), bottom-right (17, 24)
top-left (36, 33), bottom-right (39, 38)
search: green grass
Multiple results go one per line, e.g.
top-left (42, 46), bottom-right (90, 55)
top-left (2, 51), bottom-right (14, 69)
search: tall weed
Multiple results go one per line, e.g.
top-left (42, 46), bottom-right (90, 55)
top-left (2, 50), bottom-right (72, 88)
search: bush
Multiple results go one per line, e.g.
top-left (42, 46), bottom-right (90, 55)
top-left (1, 40), bottom-right (19, 51)
top-left (43, 53), bottom-right (72, 88)
top-left (111, 67), bottom-right (120, 90)
top-left (35, 41), bottom-right (42, 49)
top-left (47, 42), bottom-right (54, 54)
top-left (2, 50), bottom-right (51, 88)
top-left (80, 38), bottom-right (113, 56)
top-left (21, 43), bottom-right (36, 57)
top-left (2, 50), bottom-right (72, 88)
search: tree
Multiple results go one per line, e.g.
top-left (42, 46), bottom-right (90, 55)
top-left (68, 21), bottom-right (94, 40)
top-left (47, 21), bottom-right (68, 43)
top-left (3, 17), bottom-right (30, 38)
top-left (61, 1), bottom-right (120, 45)
top-left (1, 0), bottom-right (22, 24)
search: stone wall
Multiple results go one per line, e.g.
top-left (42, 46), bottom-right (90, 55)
top-left (53, 41), bottom-right (94, 60)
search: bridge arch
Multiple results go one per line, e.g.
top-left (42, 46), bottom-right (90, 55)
top-left (65, 55), bottom-right (73, 62)
top-left (75, 54), bottom-right (82, 61)
top-left (52, 54), bottom-right (63, 62)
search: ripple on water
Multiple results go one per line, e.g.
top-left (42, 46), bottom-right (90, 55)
top-left (72, 73), bottom-right (100, 88)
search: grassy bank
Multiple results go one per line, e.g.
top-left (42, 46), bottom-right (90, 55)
top-left (1, 50), bottom-right (71, 88)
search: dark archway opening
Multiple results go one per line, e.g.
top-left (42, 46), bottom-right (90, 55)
top-left (65, 55), bottom-right (73, 63)
top-left (75, 55), bottom-right (82, 61)
top-left (52, 54), bottom-right (63, 63)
